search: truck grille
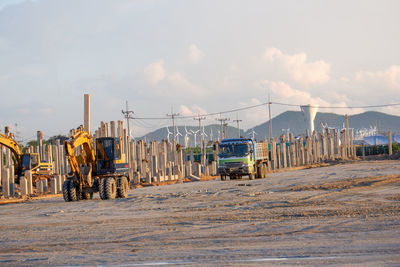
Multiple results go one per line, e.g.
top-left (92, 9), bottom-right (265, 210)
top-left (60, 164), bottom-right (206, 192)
top-left (225, 162), bottom-right (244, 167)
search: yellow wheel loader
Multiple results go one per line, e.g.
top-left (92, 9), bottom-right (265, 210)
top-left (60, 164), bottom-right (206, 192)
top-left (63, 130), bottom-right (131, 202)
top-left (0, 133), bottom-right (53, 184)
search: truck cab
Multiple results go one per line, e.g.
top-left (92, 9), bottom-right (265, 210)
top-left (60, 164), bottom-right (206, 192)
top-left (218, 138), bottom-right (255, 180)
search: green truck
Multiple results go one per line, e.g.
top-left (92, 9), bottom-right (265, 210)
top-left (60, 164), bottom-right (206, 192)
top-left (218, 138), bottom-right (269, 180)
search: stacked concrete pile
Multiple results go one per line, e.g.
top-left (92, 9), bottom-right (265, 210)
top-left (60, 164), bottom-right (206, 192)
top-left (94, 120), bottom-right (219, 184)
top-left (267, 128), bottom-right (357, 172)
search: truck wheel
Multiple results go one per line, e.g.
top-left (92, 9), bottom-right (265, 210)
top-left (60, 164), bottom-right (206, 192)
top-left (249, 173), bottom-right (255, 180)
top-left (104, 177), bottom-right (117, 200)
top-left (62, 180), bottom-right (72, 202)
top-left (68, 180), bottom-right (78, 201)
top-left (220, 175), bottom-right (226, 181)
top-left (99, 178), bottom-right (105, 200)
top-left (117, 176), bottom-right (129, 198)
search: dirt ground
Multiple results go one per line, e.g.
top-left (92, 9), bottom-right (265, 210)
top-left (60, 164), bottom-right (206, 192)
top-left (0, 160), bottom-right (400, 266)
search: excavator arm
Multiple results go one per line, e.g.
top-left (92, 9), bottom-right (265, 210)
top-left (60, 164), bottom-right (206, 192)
top-left (0, 133), bottom-right (22, 172)
top-left (64, 130), bottom-right (96, 186)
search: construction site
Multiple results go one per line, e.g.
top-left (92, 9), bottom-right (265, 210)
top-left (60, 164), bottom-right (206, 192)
top-left (0, 94), bottom-right (399, 265)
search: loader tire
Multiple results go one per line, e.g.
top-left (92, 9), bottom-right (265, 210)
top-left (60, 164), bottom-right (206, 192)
top-left (62, 180), bottom-right (72, 202)
top-left (117, 176), bottom-right (129, 198)
top-left (68, 180), bottom-right (78, 201)
top-left (104, 177), bottom-right (117, 200)
top-left (99, 178), bottom-right (106, 200)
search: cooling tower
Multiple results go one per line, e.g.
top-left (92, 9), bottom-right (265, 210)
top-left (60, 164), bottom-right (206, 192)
top-left (301, 104), bottom-right (319, 135)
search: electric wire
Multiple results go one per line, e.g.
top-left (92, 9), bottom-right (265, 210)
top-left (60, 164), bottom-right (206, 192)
top-left (130, 101), bottom-right (400, 120)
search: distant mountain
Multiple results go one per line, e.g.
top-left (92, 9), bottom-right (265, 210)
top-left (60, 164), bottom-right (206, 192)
top-left (246, 111), bottom-right (400, 140)
top-left (138, 111), bottom-right (400, 145)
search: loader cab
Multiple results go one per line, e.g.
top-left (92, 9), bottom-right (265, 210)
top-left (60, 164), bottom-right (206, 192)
top-left (21, 153), bottom-right (39, 171)
top-left (96, 137), bottom-right (128, 174)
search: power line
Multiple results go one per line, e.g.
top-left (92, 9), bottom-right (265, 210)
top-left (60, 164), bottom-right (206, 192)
top-left (128, 101), bottom-right (400, 121)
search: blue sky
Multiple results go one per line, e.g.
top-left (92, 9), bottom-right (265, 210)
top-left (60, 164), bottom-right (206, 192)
top-left (0, 0), bottom-right (399, 141)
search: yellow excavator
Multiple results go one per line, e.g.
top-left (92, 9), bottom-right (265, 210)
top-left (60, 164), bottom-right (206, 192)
top-left (0, 133), bottom-right (53, 183)
top-left (62, 130), bottom-right (131, 201)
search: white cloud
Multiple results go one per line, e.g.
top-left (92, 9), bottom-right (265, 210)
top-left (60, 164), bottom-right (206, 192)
top-left (355, 65), bottom-right (400, 90)
top-left (179, 104), bottom-right (207, 117)
top-left (263, 80), bottom-right (329, 106)
top-left (167, 72), bottom-right (202, 95)
top-left (188, 44), bottom-right (204, 63)
top-left (264, 47), bottom-right (331, 86)
top-left (261, 80), bottom-right (365, 115)
top-left (144, 60), bottom-right (166, 85)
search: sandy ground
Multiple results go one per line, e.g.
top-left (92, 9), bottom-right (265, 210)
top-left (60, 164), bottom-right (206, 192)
top-left (0, 160), bottom-right (400, 266)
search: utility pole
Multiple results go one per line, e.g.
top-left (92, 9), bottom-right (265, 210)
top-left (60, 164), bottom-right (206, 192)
top-left (216, 117), bottom-right (230, 140)
top-left (121, 101), bottom-right (134, 141)
top-left (194, 114), bottom-right (206, 164)
top-left (233, 114), bottom-right (242, 138)
top-left (193, 114), bottom-right (206, 148)
top-left (166, 107), bottom-right (180, 142)
top-left (268, 89), bottom-right (273, 141)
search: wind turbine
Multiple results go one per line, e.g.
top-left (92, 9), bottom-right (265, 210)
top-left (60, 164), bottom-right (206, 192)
top-left (190, 129), bottom-right (200, 147)
top-left (184, 126), bottom-right (192, 147)
top-left (175, 127), bottom-right (183, 144)
top-left (166, 127), bottom-right (173, 143)
top-left (129, 128), bottom-right (136, 141)
top-left (249, 128), bottom-right (257, 140)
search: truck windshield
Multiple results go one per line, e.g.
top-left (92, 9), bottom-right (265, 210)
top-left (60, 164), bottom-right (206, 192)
top-left (219, 143), bottom-right (249, 158)
top-left (96, 139), bottom-right (113, 161)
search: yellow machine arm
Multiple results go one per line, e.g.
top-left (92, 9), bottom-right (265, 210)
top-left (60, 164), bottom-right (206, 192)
top-left (64, 130), bottom-right (96, 185)
top-left (0, 133), bottom-right (22, 169)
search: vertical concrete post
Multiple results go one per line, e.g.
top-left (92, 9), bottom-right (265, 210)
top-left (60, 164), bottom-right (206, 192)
top-left (105, 122), bottom-right (109, 138)
top-left (289, 133), bottom-right (296, 167)
top-left (110, 121), bottom-right (116, 137)
top-left (84, 94), bottom-right (90, 134)
top-left (299, 137), bottom-right (305, 166)
top-left (388, 131), bottom-right (392, 156)
top-left (37, 131), bottom-right (43, 161)
top-left (271, 140), bottom-right (277, 170)
top-left (37, 179), bottom-right (43, 194)
top-left (276, 143), bottom-right (282, 169)
top-left (51, 177), bottom-right (57, 195)
top-left (57, 174), bottom-right (64, 193)
top-left (25, 170), bottom-right (33, 195)
top-left (43, 179), bottom-right (48, 193)
top-left (20, 176), bottom-right (28, 196)
top-left (1, 167), bottom-right (10, 197)
top-left (152, 155), bottom-right (158, 178)
top-left (280, 135), bottom-right (287, 169)
top-left (211, 161), bottom-right (217, 176)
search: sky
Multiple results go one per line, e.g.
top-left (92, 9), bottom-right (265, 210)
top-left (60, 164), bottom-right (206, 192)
top-left (0, 0), bottom-right (399, 142)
